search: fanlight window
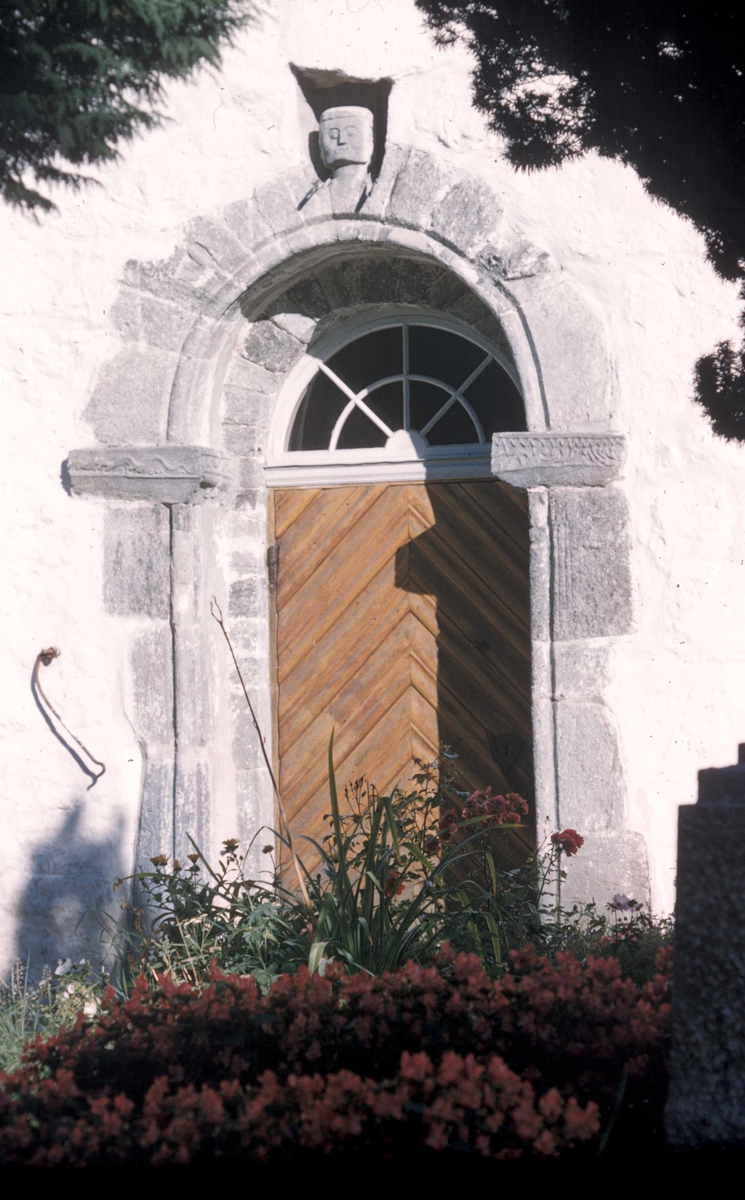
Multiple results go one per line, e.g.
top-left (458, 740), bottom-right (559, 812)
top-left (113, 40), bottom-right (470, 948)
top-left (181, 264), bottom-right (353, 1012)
top-left (288, 321), bottom-right (525, 453)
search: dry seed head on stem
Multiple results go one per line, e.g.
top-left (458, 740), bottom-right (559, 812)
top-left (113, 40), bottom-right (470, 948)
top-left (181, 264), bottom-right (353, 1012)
top-left (210, 597), bottom-right (313, 915)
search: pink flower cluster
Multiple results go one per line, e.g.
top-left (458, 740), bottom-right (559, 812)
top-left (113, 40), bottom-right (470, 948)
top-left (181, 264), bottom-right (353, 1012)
top-left (462, 789), bottom-right (529, 826)
top-left (425, 789), bottom-right (529, 854)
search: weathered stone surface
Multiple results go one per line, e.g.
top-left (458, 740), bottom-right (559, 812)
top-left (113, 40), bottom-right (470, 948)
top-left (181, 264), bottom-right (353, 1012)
top-left (265, 310), bottom-right (317, 343)
top-left (84, 346), bottom-right (176, 444)
top-left (478, 239), bottom-right (553, 281)
top-left (506, 275), bottom-right (612, 429)
top-left (222, 198), bottom-right (274, 253)
top-left (109, 289), bottom-right (195, 353)
top-left (225, 355), bottom-right (280, 393)
top-left (431, 178), bottom-right (502, 254)
top-left (103, 507), bottom-right (170, 618)
top-left (235, 768), bottom-right (275, 869)
top-left (333, 256), bottom-right (402, 307)
top-left (527, 489), bottom-right (550, 642)
top-left (385, 150), bottom-right (446, 228)
top-left (280, 274), bottom-right (333, 320)
top-left (69, 445), bottom-right (232, 503)
top-left (229, 576), bottom-right (261, 618)
top-left (666, 752), bottom-right (745, 1150)
top-left (359, 142), bottom-right (408, 221)
top-left (550, 487), bottom-right (633, 640)
top-left (122, 248), bottom-right (223, 311)
top-left (555, 699), bottom-right (625, 832)
top-left (241, 319), bottom-right (305, 372)
top-left (174, 761), bottom-right (211, 862)
top-left (131, 629), bottom-right (173, 744)
top-left (223, 425), bottom-right (267, 457)
top-left (254, 168), bottom-right (316, 235)
top-left (186, 217), bottom-right (252, 277)
top-left (135, 759), bottom-right (174, 865)
top-left (223, 386), bottom-right (271, 431)
top-left (231, 697), bottom-right (267, 771)
top-left (560, 831), bottom-right (650, 912)
top-left (492, 432), bottom-right (626, 488)
top-left (553, 640), bottom-right (611, 698)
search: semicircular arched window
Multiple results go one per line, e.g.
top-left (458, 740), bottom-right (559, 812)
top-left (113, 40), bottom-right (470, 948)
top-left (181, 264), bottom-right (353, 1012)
top-left (267, 317), bottom-right (526, 486)
top-left (289, 320), bottom-right (525, 451)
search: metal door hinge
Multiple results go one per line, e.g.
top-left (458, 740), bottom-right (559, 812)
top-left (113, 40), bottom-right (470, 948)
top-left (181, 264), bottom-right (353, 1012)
top-left (267, 542), bottom-right (280, 591)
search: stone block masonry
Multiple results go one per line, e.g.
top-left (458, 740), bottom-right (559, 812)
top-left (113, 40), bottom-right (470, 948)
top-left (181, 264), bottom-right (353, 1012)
top-left (666, 747), bottom-right (745, 1150)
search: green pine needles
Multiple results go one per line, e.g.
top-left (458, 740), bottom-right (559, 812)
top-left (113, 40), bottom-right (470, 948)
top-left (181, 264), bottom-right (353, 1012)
top-left (0, 0), bottom-right (255, 210)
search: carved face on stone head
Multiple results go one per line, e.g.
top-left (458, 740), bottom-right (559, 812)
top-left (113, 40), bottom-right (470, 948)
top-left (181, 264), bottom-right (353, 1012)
top-left (318, 106), bottom-right (374, 173)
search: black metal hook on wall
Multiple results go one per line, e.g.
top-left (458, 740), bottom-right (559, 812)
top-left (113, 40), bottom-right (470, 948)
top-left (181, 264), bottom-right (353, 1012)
top-left (31, 647), bottom-right (106, 789)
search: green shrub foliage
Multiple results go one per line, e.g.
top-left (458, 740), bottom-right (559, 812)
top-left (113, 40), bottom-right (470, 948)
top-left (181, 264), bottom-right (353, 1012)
top-left (0, 0), bottom-right (253, 210)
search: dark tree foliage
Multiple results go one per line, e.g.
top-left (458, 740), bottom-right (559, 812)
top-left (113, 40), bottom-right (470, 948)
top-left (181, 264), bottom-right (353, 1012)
top-left (416, 1), bottom-right (745, 439)
top-left (0, 0), bottom-right (253, 212)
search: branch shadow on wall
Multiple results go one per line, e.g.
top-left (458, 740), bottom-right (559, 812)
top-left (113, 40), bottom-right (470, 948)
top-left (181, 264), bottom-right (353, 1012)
top-left (394, 480), bottom-right (536, 869)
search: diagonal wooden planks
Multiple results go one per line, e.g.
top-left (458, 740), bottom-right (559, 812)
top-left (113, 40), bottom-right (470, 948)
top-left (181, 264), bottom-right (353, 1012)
top-left (273, 481), bottom-right (534, 874)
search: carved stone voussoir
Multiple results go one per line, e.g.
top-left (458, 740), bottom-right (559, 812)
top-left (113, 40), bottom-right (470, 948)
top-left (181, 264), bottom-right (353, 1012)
top-left (67, 446), bottom-right (233, 503)
top-left (491, 432), bottom-right (625, 487)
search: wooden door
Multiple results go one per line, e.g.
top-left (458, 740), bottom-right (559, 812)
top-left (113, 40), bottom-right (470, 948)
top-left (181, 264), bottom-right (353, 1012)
top-left (272, 481), bottom-right (533, 871)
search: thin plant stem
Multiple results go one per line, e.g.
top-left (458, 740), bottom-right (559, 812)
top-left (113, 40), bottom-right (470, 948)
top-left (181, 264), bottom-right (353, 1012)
top-left (210, 598), bottom-right (313, 914)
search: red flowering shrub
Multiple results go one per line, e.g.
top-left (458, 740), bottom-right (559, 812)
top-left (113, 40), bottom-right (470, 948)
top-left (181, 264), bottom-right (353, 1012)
top-left (0, 946), bottom-right (671, 1166)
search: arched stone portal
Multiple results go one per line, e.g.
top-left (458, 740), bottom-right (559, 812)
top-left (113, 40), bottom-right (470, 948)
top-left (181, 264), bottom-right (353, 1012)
top-left (67, 146), bottom-right (648, 909)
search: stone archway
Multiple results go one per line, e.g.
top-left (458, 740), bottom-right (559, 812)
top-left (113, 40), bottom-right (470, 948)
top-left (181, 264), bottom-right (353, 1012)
top-left (67, 145), bottom-right (648, 907)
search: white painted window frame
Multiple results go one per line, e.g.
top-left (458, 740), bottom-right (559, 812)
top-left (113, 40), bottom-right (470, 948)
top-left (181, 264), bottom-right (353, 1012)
top-left (265, 313), bottom-right (523, 488)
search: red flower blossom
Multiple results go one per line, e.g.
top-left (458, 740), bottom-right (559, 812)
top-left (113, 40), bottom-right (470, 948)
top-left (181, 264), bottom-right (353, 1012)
top-left (385, 869), bottom-right (405, 898)
top-left (550, 829), bottom-right (584, 857)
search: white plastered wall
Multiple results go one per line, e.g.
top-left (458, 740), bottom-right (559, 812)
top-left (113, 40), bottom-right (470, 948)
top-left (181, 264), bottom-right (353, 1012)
top-left (0, 0), bottom-right (742, 971)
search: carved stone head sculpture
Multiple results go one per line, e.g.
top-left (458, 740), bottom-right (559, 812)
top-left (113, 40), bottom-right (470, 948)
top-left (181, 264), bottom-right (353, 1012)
top-left (318, 106), bottom-right (374, 176)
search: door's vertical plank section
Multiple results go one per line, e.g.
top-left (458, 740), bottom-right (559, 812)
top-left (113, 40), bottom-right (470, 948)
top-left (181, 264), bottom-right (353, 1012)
top-left (273, 481), bottom-right (534, 874)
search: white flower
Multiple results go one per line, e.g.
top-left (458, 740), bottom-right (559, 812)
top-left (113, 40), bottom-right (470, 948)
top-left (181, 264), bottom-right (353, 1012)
top-left (318, 957), bottom-right (335, 977)
top-left (54, 958), bottom-right (73, 976)
top-left (83, 1000), bottom-right (98, 1017)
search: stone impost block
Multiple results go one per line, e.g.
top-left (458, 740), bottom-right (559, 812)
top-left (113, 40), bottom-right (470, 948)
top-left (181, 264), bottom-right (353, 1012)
top-left (492, 432), bottom-right (625, 488)
top-left (68, 446), bottom-right (233, 504)
top-left (665, 748), bottom-right (745, 1150)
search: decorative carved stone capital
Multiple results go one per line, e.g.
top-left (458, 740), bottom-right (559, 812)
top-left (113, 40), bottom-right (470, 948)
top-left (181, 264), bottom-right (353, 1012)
top-left (67, 446), bottom-right (233, 503)
top-left (491, 432), bottom-right (625, 487)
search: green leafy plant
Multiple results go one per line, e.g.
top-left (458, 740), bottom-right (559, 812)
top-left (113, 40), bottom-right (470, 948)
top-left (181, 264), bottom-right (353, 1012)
top-left (105, 736), bottom-right (565, 986)
top-left (0, 0), bottom-right (254, 211)
top-left (0, 958), bottom-right (106, 1073)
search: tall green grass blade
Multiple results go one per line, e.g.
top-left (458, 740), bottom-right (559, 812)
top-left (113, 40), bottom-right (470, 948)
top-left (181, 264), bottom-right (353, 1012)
top-left (382, 794), bottom-right (402, 863)
top-left (308, 941), bottom-right (328, 974)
